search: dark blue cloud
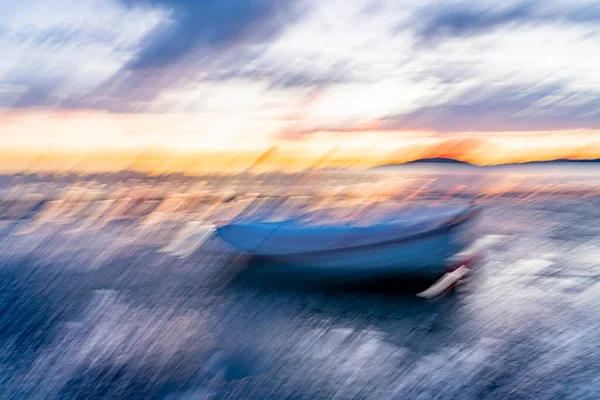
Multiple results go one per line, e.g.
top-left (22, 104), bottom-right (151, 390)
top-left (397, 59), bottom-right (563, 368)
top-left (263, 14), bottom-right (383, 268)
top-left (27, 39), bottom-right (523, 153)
top-left (10, 86), bottom-right (56, 108)
top-left (413, 1), bottom-right (600, 42)
top-left (121, 0), bottom-right (300, 70)
top-left (1, 1), bottom-right (303, 110)
top-left (382, 84), bottom-right (600, 132)
top-left (415, 2), bottom-right (534, 40)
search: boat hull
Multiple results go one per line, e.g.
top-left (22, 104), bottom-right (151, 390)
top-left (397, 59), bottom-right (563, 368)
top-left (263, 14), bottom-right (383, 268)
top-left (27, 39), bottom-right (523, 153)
top-left (251, 223), bottom-right (471, 281)
top-left (216, 205), bottom-right (479, 282)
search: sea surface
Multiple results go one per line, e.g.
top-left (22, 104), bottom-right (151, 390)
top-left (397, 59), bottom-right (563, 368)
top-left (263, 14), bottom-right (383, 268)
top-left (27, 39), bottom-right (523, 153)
top-left (0, 167), bottom-right (599, 399)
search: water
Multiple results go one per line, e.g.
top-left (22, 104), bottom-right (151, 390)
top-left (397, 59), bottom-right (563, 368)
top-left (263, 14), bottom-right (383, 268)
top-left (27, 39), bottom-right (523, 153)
top-left (0, 169), bottom-right (599, 399)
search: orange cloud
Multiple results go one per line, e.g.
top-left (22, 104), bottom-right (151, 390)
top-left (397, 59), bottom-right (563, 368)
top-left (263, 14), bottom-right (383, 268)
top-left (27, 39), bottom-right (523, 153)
top-left (418, 137), bottom-right (488, 161)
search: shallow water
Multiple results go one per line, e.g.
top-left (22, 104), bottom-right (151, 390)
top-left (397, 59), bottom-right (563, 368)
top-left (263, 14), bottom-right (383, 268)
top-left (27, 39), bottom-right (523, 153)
top-left (0, 171), bottom-right (599, 399)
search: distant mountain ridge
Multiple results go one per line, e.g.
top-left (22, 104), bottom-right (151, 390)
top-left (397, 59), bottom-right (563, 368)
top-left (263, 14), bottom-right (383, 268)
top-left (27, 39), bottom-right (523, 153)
top-left (372, 158), bottom-right (475, 169)
top-left (372, 157), bottom-right (600, 169)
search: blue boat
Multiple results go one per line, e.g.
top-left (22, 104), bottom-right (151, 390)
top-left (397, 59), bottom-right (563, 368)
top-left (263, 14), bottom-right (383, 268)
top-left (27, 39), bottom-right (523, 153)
top-left (216, 203), bottom-right (481, 283)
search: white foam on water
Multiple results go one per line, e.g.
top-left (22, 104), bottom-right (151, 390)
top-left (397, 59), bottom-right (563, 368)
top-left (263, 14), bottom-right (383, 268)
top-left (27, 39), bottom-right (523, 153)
top-left (313, 328), bottom-right (355, 360)
top-left (160, 222), bottom-right (215, 257)
top-left (389, 338), bottom-right (501, 400)
top-left (172, 225), bottom-right (216, 258)
top-left (13, 290), bottom-right (212, 399)
top-left (459, 234), bottom-right (507, 258)
top-left (511, 258), bottom-right (554, 275)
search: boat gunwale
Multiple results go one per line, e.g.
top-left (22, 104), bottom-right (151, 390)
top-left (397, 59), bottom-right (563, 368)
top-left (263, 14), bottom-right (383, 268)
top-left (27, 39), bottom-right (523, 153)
top-left (217, 205), bottom-right (481, 257)
top-left (251, 207), bottom-right (479, 258)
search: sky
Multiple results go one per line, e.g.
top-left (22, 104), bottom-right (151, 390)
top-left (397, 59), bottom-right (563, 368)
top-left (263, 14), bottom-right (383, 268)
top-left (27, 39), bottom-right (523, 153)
top-left (1, 0), bottom-right (600, 172)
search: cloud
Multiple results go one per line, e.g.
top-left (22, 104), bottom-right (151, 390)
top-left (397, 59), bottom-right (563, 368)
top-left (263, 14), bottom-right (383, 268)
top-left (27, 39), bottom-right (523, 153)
top-left (412, 0), bottom-right (600, 42)
top-left (76, 0), bottom-right (402, 112)
top-left (382, 84), bottom-right (600, 132)
top-left (0, 0), bottom-right (302, 110)
top-left (0, 0), bottom-right (168, 108)
top-left (3, 0), bottom-right (600, 143)
top-left (414, 1), bottom-right (535, 41)
top-left (385, 136), bottom-right (488, 161)
top-left (120, 0), bottom-right (302, 70)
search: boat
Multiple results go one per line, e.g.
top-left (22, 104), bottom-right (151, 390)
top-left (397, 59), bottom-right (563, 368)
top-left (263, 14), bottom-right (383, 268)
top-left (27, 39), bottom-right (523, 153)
top-left (215, 203), bottom-right (481, 284)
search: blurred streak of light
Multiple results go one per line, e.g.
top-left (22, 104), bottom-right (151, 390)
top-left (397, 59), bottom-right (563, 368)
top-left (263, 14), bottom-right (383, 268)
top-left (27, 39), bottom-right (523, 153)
top-left (4, 170), bottom-right (600, 240)
top-left (160, 221), bottom-right (215, 257)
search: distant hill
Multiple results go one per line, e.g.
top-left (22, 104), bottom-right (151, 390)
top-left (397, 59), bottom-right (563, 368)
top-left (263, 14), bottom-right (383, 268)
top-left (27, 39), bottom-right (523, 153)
top-left (406, 158), bottom-right (474, 165)
top-left (371, 158), bottom-right (477, 169)
top-left (371, 157), bottom-right (600, 170)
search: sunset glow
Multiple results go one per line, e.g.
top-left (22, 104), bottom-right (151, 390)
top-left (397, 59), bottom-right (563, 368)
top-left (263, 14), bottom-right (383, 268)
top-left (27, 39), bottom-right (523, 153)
top-left (1, 108), bottom-right (599, 173)
top-left (2, 0), bottom-right (600, 173)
